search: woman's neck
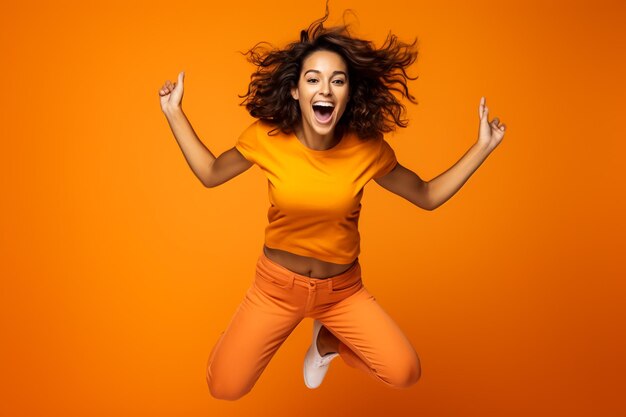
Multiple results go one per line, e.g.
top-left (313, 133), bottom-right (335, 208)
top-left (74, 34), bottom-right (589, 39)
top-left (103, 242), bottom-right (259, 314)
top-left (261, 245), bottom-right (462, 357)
top-left (294, 121), bottom-right (343, 151)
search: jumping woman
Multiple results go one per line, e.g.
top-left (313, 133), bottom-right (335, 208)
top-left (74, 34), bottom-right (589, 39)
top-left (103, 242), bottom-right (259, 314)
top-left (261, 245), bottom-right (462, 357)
top-left (158, 4), bottom-right (506, 401)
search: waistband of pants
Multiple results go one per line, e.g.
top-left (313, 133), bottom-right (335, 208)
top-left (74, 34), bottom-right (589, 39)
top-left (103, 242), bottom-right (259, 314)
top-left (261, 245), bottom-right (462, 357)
top-left (256, 250), bottom-right (361, 290)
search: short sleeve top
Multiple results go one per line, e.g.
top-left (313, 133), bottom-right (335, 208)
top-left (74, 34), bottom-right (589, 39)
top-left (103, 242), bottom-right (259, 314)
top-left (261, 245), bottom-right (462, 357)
top-left (235, 119), bottom-right (398, 264)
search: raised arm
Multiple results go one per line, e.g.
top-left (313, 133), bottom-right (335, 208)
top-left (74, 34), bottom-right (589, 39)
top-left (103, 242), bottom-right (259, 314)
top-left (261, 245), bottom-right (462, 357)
top-left (374, 146), bottom-right (491, 211)
top-left (159, 71), bottom-right (253, 188)
top-left (425, 97), bottom-right (506, 209)
top-left (375, 97), bottom-right (506, 210)
top-left (163, 107), bottom-right (252, 187)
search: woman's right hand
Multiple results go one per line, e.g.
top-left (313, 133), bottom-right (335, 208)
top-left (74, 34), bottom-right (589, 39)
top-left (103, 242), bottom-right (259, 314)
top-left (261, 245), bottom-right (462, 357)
top-left (159, 71), bottom-right (185, 113)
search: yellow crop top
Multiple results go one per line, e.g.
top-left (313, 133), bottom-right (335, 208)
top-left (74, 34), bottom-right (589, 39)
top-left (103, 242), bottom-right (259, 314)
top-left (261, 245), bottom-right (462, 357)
top-left (234, 119), bottom-right (398, 264)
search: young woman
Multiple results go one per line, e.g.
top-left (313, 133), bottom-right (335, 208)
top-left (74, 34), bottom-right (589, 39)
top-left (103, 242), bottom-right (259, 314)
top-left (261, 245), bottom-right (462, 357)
top-left (158, 6), bottom-right (506, 401)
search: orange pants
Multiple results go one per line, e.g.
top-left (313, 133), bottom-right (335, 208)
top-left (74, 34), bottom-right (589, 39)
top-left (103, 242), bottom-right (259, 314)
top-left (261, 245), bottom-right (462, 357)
top-left (206, 250), bottom-right (421, 400)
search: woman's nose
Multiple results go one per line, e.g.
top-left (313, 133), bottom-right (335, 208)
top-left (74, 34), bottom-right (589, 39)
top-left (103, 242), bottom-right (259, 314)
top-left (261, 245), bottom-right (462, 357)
top-left (320, 82), bottom-right (331, 95)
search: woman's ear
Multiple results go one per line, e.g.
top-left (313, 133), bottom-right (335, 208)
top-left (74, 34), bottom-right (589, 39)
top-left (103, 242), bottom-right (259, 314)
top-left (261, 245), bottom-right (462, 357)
top-left (291, 87), bottom-right (299, 100)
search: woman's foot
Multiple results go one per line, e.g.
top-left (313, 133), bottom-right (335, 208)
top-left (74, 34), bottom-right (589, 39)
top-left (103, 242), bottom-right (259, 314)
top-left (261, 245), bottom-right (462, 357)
top-left (303, 320), bottom-right (340, 389)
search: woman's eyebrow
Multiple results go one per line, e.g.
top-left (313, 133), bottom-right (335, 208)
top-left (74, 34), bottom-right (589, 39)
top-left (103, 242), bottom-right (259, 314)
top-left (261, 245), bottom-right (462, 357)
top-left (304, 69), bottom-right (347, 77)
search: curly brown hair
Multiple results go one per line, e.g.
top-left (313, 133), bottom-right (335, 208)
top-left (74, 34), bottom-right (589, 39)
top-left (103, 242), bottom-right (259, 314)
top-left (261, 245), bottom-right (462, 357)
top-left (238, 2), bottom-right (419, 140)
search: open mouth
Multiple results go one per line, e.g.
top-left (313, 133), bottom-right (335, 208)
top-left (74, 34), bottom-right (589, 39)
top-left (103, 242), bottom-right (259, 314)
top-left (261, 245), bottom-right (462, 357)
top-left (312, 102), bottom-right (335, 124)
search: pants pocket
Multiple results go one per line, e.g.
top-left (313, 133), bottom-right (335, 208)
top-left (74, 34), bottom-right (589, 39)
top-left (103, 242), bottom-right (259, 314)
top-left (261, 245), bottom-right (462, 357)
top-left (255, 271), bottom-right (292, 289)
top-left (331, 277), bottom-right (363, 293)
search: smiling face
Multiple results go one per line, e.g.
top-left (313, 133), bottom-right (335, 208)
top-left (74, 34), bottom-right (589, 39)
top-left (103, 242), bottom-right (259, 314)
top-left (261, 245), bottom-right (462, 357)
top-left (290, 49), bottom-right (350, 139)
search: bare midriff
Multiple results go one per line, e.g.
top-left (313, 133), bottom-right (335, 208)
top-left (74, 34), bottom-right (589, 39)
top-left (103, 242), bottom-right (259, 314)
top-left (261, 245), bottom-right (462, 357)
top-left (263, 245), bottom-right (357, 279)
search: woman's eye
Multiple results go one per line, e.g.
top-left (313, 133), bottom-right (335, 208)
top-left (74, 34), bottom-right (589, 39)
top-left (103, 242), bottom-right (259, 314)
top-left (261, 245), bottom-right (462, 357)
top-left (306, 78), bottom-right (345, 85)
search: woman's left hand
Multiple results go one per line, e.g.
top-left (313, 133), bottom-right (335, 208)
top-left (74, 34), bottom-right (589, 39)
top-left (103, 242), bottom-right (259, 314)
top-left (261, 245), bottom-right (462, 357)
top-left (476, 96), bottom-right (506, 152)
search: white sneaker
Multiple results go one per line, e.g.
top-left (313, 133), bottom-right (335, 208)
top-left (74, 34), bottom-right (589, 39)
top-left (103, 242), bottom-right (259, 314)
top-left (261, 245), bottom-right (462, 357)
top-left (303, 319), bottom-right (340, 389)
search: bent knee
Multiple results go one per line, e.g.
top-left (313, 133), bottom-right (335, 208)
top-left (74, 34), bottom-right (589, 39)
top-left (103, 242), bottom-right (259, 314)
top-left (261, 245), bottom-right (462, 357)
top-left (206, 367), bottom-right (252, 401)
top-left (382, 355), bottom-right (422, 388)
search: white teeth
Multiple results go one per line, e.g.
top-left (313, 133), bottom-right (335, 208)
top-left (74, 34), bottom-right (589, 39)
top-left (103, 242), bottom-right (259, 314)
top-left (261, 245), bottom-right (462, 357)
top-left (313, 102), bottom-right (334, 107)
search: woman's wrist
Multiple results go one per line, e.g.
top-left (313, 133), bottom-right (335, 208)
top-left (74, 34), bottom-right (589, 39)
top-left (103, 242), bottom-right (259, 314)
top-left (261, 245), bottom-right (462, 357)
top-left (163, 105), bottom-right (184, 118)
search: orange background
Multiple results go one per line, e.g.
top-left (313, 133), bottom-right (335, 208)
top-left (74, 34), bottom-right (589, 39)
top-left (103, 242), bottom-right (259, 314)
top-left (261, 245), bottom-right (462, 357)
top-left (2, 0), bottom-right (625, 416)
